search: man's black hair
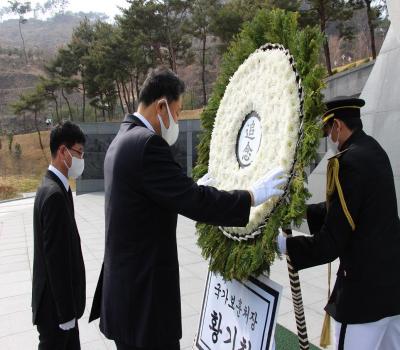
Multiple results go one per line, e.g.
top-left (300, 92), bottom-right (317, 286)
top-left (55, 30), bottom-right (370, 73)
top-left (327, 117), bottom-right (363, 132)
top-left (139, 67), bottom-right (185, 106)
top-left (50, 120), bottom-right (86, 158)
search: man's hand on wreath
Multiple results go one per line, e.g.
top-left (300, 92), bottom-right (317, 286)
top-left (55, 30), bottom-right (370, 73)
top-left (250, 167), bottom-right (287, 207)
top-left (197, 172), bottom-right (216, 187)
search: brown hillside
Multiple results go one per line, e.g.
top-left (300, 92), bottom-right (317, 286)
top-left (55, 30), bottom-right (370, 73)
top-left (0, 131), bottom-right (51, 199)
top-left (0, 130), bottom-right (50, 177)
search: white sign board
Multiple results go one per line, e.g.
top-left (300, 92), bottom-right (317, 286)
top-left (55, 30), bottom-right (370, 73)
top-left (195, 271), bottom-right (282, 350)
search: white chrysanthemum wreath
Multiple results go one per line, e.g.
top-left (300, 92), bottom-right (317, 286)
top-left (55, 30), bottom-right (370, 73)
top-left (208, 43), bottom-right (304, 240)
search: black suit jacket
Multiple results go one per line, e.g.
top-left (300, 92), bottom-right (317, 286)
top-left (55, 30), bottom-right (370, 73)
top-left (32, 170), bottom-right (86, 326)
top-left (90, 115), bottom-right (251, 347)
top-left (287, 130), bottom-right (400, 324)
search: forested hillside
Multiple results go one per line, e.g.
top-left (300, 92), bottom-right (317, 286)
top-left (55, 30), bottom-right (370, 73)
top-left (0, 0), bottom-right (389, 136)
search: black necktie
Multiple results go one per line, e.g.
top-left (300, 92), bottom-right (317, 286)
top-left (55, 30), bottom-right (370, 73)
top-left (68, 187), bottom-right (74, 212)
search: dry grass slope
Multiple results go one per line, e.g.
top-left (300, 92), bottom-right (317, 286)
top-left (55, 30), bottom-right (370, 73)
top-left (0, 131), bottom-right (53, 200)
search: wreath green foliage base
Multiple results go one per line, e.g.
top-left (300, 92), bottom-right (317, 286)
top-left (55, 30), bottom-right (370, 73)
top-left (193, 9), bottom-right (326, 281)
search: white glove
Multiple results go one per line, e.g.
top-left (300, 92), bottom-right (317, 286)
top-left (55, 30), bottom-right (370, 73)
top-left (277, 229), bottom-right (287, 255)
top-left (197, 172), bottom-right (216, 187)
top-left (59, 318), bottom-right (76, 331)
top-left (250, 167), bottom-right (287, 206)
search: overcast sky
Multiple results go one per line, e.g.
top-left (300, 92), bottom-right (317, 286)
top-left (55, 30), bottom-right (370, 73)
top-left (1, 0), bottom-right (130, 22)
top-left (64, 0), bottom-right (129, 19)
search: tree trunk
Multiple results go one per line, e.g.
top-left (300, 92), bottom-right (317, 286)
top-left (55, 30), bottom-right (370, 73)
top-left (59, 94), bottom-right (63, 119)
top-left (129, 75), bottom-right (136, 111)
top-left (366, 0), bottom-right (377, 59)
top-left (34, 111), bottom-right (48, 163)
top-left (201, 32), bottom-right (207, 106)
top-left (170, 49), bottom-right (177, 73)
top-left (323, 39), bottom-right (332, 75)
top-left (53, 96), bottom-right (60, 122)
top-left (135, 71), bottom-right (140, 103)
top-left (18, 18), bottom-right (28, 65)
top-left (61, 88), bottom-right (73, 121)
top-left (122, 82), bottom-right (131, 113)
top-left (82, 81), bottom-right (86, 122)
top-left (107, 105), bottom-right (111, 121)
top-left (319, 3), bottom-right (332, 75)
top-left (100, 95), bottom-right (106, 122)
top-left (165, 12), bottom-right (177, 72)
top-left (116, 81), bottom-right (126, 115)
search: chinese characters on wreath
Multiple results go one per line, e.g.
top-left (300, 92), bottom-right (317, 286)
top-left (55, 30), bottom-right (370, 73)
top-left (237, 114), bottom-right (262, 168)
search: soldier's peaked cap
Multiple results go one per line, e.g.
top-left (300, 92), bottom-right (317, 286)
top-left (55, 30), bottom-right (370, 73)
top-left (322, 96), bottom-right (365, 125)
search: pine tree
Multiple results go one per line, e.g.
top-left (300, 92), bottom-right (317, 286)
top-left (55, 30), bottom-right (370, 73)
top-left (44, 59), bottom-right (80, 121)
top-left (190, 0), bottom-right (221, 106)
top-left (351, 0), bottom-right (387, 59)
top-left (118, 0), bottom-right (164, 111)
top-left (67, 18), bottom-right (96, 121)
top-left (155, 0), bottom-right (193, 72)
top-left (300, 0), bottom-right (354, 75)
top-left (210, 0), bottom-right (301, 46)
top-left (12, 87), bottom-right (49, 162)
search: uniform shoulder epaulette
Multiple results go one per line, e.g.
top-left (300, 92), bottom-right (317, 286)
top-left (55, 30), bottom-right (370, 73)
top-left (328, 148), bottom-right (350, 160)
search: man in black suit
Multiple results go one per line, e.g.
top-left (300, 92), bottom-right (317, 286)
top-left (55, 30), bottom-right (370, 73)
top-left (89, 68), bottom-right (287, 350)
top-left (32, 121), bottom-right (86, 350)
top-left (278, 97), bottom-right (400, 349)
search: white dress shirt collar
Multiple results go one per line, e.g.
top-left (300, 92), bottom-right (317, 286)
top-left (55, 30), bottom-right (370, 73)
top-left (133, 112), bottom-right (155, 133)
top-left (48, 164), bottom-right (70, 191)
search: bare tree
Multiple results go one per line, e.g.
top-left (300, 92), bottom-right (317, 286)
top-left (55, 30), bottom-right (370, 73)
top-left (8, 1), bottom-right (32, 65)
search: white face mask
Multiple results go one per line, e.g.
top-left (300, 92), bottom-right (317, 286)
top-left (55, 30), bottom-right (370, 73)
top-left (64, 148), bottom-right (85, 179)
top-left (327, 124), bottom-right (340, 154)
top-left (157, 99), bottom-right (179, 146)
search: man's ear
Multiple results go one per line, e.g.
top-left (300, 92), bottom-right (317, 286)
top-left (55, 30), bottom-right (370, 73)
top-left (155, 99), bottom-right (166, 115)
top-left (156, 99), bottom-right (169, 127)
top-left (338, 119), bottom-right (345, 132)
top-left (333, 119), bottom-right (340, 131)
top-left (58, 144), bottom-right (67, 160)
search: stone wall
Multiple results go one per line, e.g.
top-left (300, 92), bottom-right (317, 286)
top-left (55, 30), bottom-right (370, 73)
top-left (76, 119), bottom-right (201, 194)
top-left (322, 61), bottom-right (374, 100)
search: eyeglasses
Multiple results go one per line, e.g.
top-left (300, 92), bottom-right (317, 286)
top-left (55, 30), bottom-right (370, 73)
top-left (69, 147), bottom-right (85, 159)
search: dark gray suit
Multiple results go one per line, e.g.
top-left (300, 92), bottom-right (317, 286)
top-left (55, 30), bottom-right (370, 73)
top-left (33, 170), bottom-right (86, 349)
top-left (90, 115), bottom-right (251, 348)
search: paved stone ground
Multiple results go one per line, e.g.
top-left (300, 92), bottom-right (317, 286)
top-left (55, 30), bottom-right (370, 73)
top-left (0, 193), bottom-right (338, 349)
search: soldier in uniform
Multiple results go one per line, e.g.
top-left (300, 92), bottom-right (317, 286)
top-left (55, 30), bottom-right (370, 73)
top-left (277, 97), bottom-right (400, 350)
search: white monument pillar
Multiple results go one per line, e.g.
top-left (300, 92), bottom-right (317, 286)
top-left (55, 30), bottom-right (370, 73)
top-left (360, 0), bottom-right (400, 209)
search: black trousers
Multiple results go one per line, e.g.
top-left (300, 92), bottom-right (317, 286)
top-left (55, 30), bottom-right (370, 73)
top-left (37, 322), bottom-right (80, 350)
top-left (115, 340), bottom-right (180, 350)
